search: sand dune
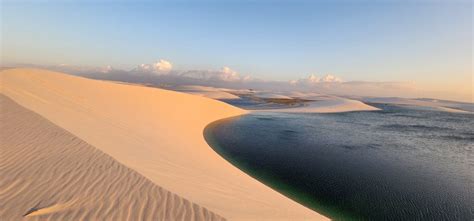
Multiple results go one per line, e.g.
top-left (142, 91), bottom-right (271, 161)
top-left (257, 97), bottom-right (379, 113)
top-left (172, 86), bottom-right (379, 113)
top-left (251, 91), bottom-right (379, 113)
top-left (174, 85), bottom-right (240, 100)
top-left (0, 95), bottom-right (224, 220)
top-left (363, 97), bottom-right (473, 113)
top-left (1, 68), bottom-right (327, 220)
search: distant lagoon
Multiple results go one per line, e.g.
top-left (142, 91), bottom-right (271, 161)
top-left (205, 104), bottom-right (473, 220)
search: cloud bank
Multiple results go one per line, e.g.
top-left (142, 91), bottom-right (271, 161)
top-left (290, 74), bottom-right (343, 85)
top-left (135, 59), bottom-right (173, 74)
top-left (14, 59), bottom-right (469, 102)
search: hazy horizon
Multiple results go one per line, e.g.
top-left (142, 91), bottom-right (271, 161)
top-left (1, 0), bottom-right (472, 102)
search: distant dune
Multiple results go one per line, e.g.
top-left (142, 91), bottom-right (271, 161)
top-left (0, 95), bottom-right (224, 220)
top-left (172, 86), bottom-right (380, 113)
top-left (174, 85), bottom-right (240, 100)
top-left (1, 68), bottom-right (327, 220)
top-left (363, 97), bottom-right (473, 113)
top-left (257, 97), bottom-right (380, 113)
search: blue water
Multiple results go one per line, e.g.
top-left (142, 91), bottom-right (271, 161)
top-left (204, 104), bottom-right (473, 220)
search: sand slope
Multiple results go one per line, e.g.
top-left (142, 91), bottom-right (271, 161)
top-left (1, 68), bottom-right (326, 220)
top-left (0, 95), bottom-right (224, 220)
top-left (363, 97), bottom-right (473, 113)
top-left (257, 97), bottom-right (379, 113)
top-left (174, 85), bottom-right (240, 100)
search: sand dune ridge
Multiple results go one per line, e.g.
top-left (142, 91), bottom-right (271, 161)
top-left (1, 68), bottom-right (327, 220)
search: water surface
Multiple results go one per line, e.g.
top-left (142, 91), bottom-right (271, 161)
top-left (205, 104), bottom-right (473, 220)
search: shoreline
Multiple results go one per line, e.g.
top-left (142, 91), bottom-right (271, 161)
top-left (1, 68), bottom-right (328, 220)
top-left (203, 116), bottom-right (340, 219)
top-left (203, 105), bottom-right (473, 220)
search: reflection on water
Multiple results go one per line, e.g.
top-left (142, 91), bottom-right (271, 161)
top-left (205, 104), bottom-right (473, 220)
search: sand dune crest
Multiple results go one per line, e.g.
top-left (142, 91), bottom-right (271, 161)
top-left (1, 68), bottom-right (327, 220)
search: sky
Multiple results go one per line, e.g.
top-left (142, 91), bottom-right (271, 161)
top-left (1, 0), bottom-right (472, 102)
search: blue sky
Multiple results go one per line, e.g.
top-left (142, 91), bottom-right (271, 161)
top-left (2, 0), bottom-right (472, 100)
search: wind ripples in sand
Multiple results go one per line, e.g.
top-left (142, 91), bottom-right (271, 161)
top-left (0, 95), bottom-right (225, 221)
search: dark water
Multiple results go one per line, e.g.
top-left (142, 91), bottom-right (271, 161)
top-left (204, 104), bottom-right (474, 220)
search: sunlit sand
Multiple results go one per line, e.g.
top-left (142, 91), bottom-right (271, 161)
top-left (0, 68), bottom-right (328, 220)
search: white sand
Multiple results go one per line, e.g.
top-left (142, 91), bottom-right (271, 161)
top-left (174, 87), bottom-right (379, 114)
top-left (1, 68), bottom-right (327, 220)
top-left (175, 85), bottom-right (241, 100)
top-left (214, 89), bottom-right (379, 113)
top-left (364, 97), bottom-right (472, 113)
top-left (0, 95), bottom-right (224, 220)
top-left (185, 90), bottom-right (240, 100)
top-left (257, 97), bottom-right (380, 113)
top-left (282, 91), bottom-right (324, 100)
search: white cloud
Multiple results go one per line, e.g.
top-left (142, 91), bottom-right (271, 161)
top-left (155, 59), bottom-right (172, 72)
top-left (178, 66), bottom-right (251, 82)
top-left (242, 75), bottom-right (253, 81)
top-left (101, 65), bottom-right (113, 73)
top-left (291, 74), bottom-right (342, 85)
top-left (40, 62), bottom-right (467, 101)
top-left (136, 59), bottom-right (172, 74)
top-left (320, 74), bottom-right (342, 83)
top-left (220, 66), bottom-right (240, 81)
top-left (307, 74), bottom-right (321, 83)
